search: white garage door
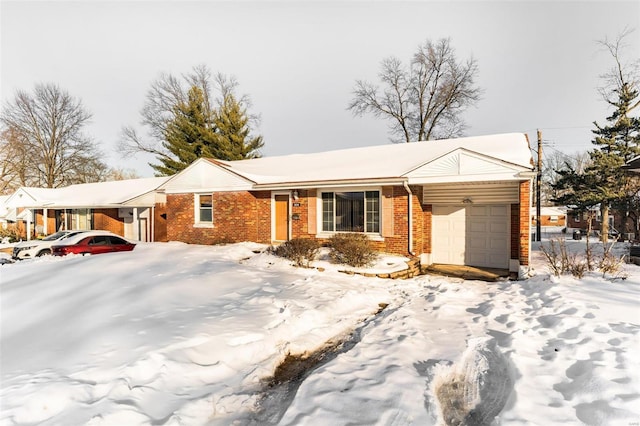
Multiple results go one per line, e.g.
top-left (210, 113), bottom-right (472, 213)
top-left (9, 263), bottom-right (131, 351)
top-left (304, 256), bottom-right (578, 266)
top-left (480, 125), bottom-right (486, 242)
top-left (432, 205), bottom-right (509, 269)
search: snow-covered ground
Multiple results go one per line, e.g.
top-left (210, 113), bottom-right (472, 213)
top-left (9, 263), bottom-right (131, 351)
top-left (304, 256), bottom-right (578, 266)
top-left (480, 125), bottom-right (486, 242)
top-left (0, 238), bottom-right (638, 425)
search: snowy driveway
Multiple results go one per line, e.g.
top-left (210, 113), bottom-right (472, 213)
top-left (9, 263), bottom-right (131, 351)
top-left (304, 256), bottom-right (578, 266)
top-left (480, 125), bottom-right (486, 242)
top-left (1, 242), bottom-right (639, 425)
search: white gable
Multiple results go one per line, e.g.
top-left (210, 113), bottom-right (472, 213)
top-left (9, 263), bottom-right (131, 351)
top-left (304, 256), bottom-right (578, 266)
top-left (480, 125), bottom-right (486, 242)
top-left (406, 149), bottom-right (531, 184)
top-left (162, 159), bottom-right (254, 193)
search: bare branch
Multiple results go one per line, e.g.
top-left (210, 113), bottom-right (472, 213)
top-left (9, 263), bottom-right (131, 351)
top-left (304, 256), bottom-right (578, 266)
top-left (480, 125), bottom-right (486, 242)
top-left (348, 38), bottom-right (481, 143)
top-left (1, 83), bottom-right (105, 188)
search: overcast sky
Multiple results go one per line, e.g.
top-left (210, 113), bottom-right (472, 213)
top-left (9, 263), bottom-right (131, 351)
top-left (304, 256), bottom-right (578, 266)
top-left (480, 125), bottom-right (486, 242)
top-left (2, 1), bottom-right (639, 177)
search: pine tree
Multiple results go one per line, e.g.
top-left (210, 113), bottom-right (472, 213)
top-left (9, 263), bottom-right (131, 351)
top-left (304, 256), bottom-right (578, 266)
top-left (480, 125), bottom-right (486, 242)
top-left (150, 86), bottom-right (217, 176)
top-left (589, 81), bottom-right (640, 237)
top-left (212, 94), bottom-right (264, 160)
top-left (553, 31), bottom-right (640, 241)
top-left (127, 66), bottom-right (264, 175)
top-left (554, 82), bottom-right (640, 240)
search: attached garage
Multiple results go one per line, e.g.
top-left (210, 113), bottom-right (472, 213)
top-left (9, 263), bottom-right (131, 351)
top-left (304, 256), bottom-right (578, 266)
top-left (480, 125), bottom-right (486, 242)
top-left (425, 181), bottom-right (519, 270)
top-left (432, 204), bottom-right (509, 269)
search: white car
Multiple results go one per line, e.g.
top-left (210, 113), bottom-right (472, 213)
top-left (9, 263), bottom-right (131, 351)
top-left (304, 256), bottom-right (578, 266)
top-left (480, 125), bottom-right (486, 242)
top-left (12, 230), bottom-right (88, 260)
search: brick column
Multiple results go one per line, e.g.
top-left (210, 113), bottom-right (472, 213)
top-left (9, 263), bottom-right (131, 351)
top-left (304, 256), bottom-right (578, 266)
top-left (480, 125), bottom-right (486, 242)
top-left (519, 180), bottom-right (531, 266)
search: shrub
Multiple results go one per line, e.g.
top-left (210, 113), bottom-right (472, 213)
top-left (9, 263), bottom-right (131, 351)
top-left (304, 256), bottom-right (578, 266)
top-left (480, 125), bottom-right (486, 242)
top-left (329, 233), bottom-right (377, 267)
top-left (0, 226), bottom-right (21, 243)
top-left (273, 238), bottom-right (320, 267)
top-left (540, 237), bottom-right (626, 279)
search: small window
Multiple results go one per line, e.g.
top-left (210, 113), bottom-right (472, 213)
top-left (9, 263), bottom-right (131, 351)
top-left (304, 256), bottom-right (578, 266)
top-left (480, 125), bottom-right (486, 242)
top-left (550, 215), bottom-right (558, 222)
top-left (195, 194), bottom-right (213, 225)
top-left (574, 212), bottom-right (581, 223)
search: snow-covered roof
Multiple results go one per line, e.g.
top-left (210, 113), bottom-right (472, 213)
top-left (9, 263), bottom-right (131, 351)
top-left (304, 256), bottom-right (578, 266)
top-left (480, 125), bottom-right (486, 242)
top-left (531, 206), bottom-right (567, 216)
top-left (212, 133), bottom-right (533, 186)
top-left (7, 177), bottom-right (169, 209)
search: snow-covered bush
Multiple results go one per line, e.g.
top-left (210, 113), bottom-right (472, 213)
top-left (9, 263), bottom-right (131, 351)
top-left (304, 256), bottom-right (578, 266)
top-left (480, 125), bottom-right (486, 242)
top-left (540, 237), bottom-right (625, 279)
top-left (272, 238), bottom-right (320, 267)
top-left (0, 226), bottom-right (21, 243)
top-left (328, 233), bottom-right (377, 267)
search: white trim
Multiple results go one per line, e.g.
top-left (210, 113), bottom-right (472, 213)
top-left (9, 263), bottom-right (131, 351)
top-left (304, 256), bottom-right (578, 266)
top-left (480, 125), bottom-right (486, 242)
top-left (410, 173), bottom-right (526, 185)
top-left (194, 193), bottom-right (214, 227)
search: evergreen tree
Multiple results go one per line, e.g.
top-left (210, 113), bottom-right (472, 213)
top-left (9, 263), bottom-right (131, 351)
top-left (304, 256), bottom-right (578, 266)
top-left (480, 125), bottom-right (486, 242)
top-left (588, 80), bottom-right (640, 237)
top-left (150, 86), bottom-right (217, 176)
top-left (554, 31), bottom-right (640, 240)
top-left (122, 65), bottom-right (264, 175)
top-left (212, 94), bottom-right (264, 160)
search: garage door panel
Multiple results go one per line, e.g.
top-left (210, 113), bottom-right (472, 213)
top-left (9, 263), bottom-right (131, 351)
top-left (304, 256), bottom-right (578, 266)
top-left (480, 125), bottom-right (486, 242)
top-left (432, 204), bottom-right (509, 269)
top-left (490, 205), bottom-right (508, 215)
top-left (489, 222), bottom-right (508, 233)
top-left (470, 222), bottom-right (487, 232)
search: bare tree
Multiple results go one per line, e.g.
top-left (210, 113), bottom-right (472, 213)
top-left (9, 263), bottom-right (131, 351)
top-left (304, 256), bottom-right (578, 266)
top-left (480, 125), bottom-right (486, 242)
top-left (348, 38), bottom-right (481, 143)
top-left (0, 127), bottom-right (31, 194)
top-left (598, 27), bottom-right (640, 110)
top-left (542, 150), bottom-right (590, 204)
top-left (107, 167), bottom-right (141, 181)
top-left (0, 83), bottom-right (106, 188)
top-left (119, 64), bottom-right (260, 166)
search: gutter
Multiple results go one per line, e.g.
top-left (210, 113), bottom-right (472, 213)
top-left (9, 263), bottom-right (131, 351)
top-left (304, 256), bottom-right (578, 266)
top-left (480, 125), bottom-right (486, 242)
top-left (403, 181), bottom-right (415, 256)
top-left (253, 177), bottom-right (407, 190)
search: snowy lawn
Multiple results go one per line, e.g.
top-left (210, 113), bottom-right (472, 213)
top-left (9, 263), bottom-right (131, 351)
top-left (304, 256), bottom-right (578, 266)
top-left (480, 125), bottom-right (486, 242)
top-left (0, 238), bottom-right (638, 425)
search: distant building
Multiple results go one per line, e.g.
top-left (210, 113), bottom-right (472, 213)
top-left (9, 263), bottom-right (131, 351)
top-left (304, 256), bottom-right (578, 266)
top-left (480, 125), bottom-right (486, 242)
top-left (531, 206), bottom-right (566, 227)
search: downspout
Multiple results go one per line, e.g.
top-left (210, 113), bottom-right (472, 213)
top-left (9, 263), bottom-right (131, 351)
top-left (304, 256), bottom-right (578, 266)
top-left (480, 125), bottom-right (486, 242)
top-left (403, 181), bottom-right (415, 256)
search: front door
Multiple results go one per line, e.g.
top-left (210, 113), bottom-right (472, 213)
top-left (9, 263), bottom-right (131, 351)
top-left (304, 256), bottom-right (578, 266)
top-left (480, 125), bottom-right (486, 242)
top-left (275, 195), bottom-right (290, 241)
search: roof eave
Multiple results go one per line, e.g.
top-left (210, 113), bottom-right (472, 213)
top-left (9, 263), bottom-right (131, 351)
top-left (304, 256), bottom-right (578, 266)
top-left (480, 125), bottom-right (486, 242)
top-left (254, 177), bottom-right (408, 190)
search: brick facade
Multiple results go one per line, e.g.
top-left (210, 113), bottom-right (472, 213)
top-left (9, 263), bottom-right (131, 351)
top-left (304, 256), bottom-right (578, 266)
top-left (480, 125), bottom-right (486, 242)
top-left (518, 180), bottom-right (530, 266)
top-left (287, 186), bottom-right (416, 256)
top-left (166, 191), bottom-right (271, 245)
top-left (93, 209), bottom-right (125, 236)
top-left (166, 180), bottom-right (533, 267)
top-left (566, 209), bottom-right (627, 233)
top-left (154, 203), bottom-right (168, 242)
top-left (532, 214), bottom-right (566, 227)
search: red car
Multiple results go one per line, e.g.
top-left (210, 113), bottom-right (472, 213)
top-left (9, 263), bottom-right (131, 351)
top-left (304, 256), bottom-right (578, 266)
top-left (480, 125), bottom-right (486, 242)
top-left (51, 231), bottom-right (136, 256)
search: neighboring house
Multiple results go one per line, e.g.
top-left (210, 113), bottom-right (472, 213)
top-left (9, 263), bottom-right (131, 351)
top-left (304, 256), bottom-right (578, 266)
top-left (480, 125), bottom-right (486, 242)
top-left (3, 177), bottom-right (169, 242)
top-left (160, 133), bottom-right (535, 277)
top-left (531, 206), bottom-right (566, 227)
top-left (566, 206), bottom-right (629, 236)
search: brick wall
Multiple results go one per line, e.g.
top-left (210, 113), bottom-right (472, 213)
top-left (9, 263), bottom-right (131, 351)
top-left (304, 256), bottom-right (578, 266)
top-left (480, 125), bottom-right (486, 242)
top-left (422, 204), bottom-right (432, 254)
top-left (518, 180), bottom-right (531, 265)
top-left (93, 209), bottom-right (125, 236)
top-left (154, 203), bottom-right (168, 242)
top-left (411, 185), bottom-right (425, 255)
top-left (567, 209), bottom-right (627, 232)
top-left (167, 191), bottom-right (265, 245)
top-left (291, 189), bottom-right (310, 236)
top-left (33, 210), bottom-right (56, 235)
top-left (285, 186), bottom-right (415, 256)
top-left (254, 191), bottom-right (272, 244)
top-left (532, 215), bottom-right (566, 227)
top-left (164, 186), bottom-right (432, 259)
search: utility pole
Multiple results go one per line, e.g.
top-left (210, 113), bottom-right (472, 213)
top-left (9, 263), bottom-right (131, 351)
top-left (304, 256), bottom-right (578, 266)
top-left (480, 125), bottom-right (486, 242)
top-left (536, 129), bottom-right (542, 242)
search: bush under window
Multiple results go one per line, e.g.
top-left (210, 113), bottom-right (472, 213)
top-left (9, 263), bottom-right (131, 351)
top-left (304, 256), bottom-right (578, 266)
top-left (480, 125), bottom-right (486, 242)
top-left (329, 233), bottom-right (377, 267)
top-left (273, 238), bottom-right (320, 268)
